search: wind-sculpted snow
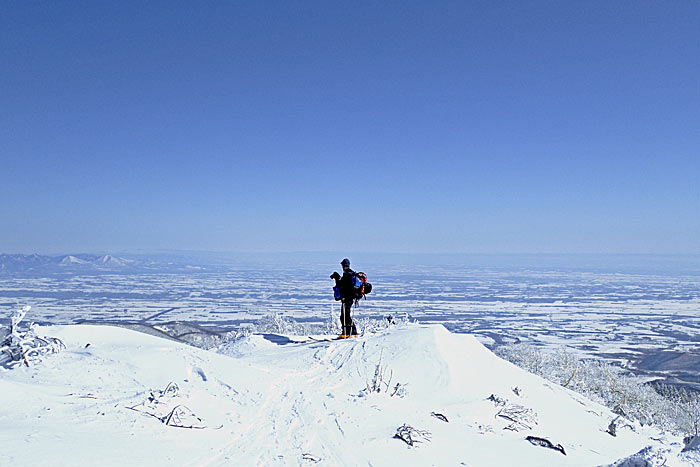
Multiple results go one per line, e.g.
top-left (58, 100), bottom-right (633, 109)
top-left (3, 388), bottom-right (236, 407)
top-left (0, 323), bottom-right (694, 465)
top-left (2, 259), bottom-right (699, 388)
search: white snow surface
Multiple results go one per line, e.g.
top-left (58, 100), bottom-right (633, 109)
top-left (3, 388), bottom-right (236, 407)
top-left (0, 323), bottom-right (693, 466)
top-left (59, 255), bottom-right (88, 265)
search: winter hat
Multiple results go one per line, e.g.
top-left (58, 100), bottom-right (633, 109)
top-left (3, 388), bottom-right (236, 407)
top-left (340, 258), bottom-right (351, 267)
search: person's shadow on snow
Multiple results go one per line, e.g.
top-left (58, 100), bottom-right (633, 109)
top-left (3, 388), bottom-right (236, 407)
top-left (260, 334), bottom-right (295, 345)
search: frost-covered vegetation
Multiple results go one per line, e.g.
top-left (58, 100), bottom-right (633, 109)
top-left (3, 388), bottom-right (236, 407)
top-left (9, 299), bottom-right (696, 444)
top-left (227, 312), bottom-right (700, 437)
top-left (3, 307), bottom-right (698, 465)
top-left (0, 306), bottom-right (65, 368)
top-left (218, 311), bottom-right (414, 345)
top-left (495, 343), bottom-right (700, 437)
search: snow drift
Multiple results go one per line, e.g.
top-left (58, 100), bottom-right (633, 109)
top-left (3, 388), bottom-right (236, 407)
top-left (0, 323), bottom-right (695, 466)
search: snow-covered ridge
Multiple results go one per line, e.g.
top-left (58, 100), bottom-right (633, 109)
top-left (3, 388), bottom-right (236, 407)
top-left (59, 255), bottom-right (89, 265)
top-left (0, 323), bottom-right (695, 466)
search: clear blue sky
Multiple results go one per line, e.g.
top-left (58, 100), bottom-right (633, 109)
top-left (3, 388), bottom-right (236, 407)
top-left (2, 1), bottom-right (699, 254)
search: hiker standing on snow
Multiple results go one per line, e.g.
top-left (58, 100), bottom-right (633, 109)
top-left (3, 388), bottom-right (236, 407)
top-left (330, 258), bottom-right (358, 337)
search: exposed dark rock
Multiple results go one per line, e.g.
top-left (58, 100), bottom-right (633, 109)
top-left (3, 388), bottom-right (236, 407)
top-left (525, 436), bottom-right (566, 455)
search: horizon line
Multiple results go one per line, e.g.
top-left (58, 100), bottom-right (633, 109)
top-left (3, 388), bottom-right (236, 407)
top-left (3, 250), bottom-right (700, 257)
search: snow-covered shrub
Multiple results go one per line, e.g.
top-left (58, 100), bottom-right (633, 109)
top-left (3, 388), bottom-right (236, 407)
top-left (487, 393), bottom-right (538, 431)
top-left (214, 327), bottom-right (253, 356)
top-left (150, 322), bottom-right (225, 350)
top-left (126, 381), bottom-right (206, 429)
top-left (607, 445), bottom-right (671, 467)
top-left (394, 424), bottom-right (431, 446)
top-left (360, 350), bottom-right (407, 398)
top-left (324, 307), bottom-right (341, 335)
top-left (251, 312), bottom-right (297, 334)
top-left (654, 383), bottom-right (700, 437)
top-left (497, 403), bottom-right (538, 432)
top-left (495, 343), bottom-right (700, 436)
top-left (1, 306), bottom-right (65, 369)
top-left (250, 312), bottom-right (320, 335)
top-left (251, 311), bottom-right (383, 336)
top-left (249, 311), bottom-right (417, 337)
top-left (353, 316), bottom-right (385, 335)
top-left (220, 327), bottom-right (252, 344)
top-left (353, 312), bottom-right (415, 336)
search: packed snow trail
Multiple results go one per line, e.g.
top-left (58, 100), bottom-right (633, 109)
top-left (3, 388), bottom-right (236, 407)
top-left (0, 324), bottom-right (693, 466)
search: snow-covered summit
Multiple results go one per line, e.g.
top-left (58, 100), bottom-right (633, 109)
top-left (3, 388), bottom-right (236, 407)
top-left (95, 254), bottom-right (133, 267)
top-left (0, 253), bottom-right (211, 274)
top-left (0, 323), bottom-right (694, 466)
top-left (59, 255), bottom-right (89, 265)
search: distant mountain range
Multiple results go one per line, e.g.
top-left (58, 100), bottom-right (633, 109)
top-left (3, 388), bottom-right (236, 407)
top-left (0, 254), bottom-right (155, 274)
top-left (0, 252), bottom-right (307, 275)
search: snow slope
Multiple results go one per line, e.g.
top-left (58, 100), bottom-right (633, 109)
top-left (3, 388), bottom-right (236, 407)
top-left (0, 324), bottom-right (693, 466)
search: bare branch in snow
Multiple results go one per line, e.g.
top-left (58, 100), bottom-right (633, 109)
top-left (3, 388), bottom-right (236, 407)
top-left (394, 424), bottom-right (431, 447)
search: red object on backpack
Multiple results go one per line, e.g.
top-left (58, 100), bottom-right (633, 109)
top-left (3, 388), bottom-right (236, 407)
top-left (353, 272), bottom-right (372, 298)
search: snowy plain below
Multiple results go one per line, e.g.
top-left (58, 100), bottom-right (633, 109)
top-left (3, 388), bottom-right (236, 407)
top-left (3, 253), bottom-right (700, 389)
top-left (1, 322), bottom-right (697, 466)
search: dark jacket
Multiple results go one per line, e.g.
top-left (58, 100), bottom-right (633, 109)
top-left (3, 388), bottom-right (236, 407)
top-left (336, 268), bottom-right (356, 300)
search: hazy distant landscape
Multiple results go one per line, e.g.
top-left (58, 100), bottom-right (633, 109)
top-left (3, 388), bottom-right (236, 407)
top-left (2, 252), bottom-right (699, 389)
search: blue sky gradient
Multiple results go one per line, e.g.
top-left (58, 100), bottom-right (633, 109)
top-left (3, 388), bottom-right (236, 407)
top-left (2, 1), bottom-right (699, 254)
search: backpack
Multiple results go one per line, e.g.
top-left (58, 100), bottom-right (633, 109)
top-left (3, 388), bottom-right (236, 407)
top-left (352, 272), bottom-right (372, 299)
